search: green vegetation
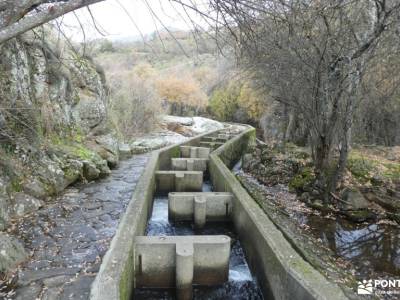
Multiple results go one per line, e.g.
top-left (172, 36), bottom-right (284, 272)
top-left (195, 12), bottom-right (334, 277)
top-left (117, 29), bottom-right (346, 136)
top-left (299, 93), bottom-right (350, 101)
top-left (347, 149), bottom-right (400, 184)
top-left (92, 33), bottom-right (218, 139)
top-left (347, 153), bottom-right (377, 183)
top-left (209, 80), bottom-right (265, 124)
top-left (289, 167), bottom-right (315, 193)
top-left (73, 145), bottom-right (96, 161)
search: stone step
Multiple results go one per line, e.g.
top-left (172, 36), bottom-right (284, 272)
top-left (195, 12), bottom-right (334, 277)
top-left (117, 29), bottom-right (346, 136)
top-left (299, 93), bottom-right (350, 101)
top-left (171, 158), bottom-right (208, 172)
top-left (134, 235), bottom-right (231, 297)
top-left (155, 171), bottom-right (203, 192)
top-left (179, 146), bottom-right (210, 159)
top-left (168, 192), bottom-right (233, 228)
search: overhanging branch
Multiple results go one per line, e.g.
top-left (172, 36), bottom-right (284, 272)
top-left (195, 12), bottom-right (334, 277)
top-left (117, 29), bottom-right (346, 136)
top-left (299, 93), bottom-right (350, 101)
top-left (0, 0), bottom-right (105, 44)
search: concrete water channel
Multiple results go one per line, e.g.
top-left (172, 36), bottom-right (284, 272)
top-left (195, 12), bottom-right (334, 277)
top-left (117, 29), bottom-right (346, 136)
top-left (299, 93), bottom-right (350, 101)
top-left (90, 126), bottom-right (351, 300)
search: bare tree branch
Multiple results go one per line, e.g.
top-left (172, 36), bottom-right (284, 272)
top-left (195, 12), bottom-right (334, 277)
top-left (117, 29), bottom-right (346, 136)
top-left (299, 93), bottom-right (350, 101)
top-left (0, 0), bottom-right (105, 44)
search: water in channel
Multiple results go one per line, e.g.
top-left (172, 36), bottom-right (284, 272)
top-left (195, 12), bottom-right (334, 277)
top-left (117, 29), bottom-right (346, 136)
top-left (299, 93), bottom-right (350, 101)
top-left (134, 180), bottom-right (264, 299)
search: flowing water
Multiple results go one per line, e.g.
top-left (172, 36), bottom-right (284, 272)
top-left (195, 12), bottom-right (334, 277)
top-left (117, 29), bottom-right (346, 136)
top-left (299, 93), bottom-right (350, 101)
top-left (134, 181), bottom-right (264, 299)
top-left (295, 214), bottom-right (400, 280)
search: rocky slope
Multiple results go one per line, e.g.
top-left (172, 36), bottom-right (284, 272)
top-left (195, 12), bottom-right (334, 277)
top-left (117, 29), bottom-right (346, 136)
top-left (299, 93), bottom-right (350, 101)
top-left (0, 28), bottom-right (225, 277)
top-left (0, 29), bottom-right (119, 272)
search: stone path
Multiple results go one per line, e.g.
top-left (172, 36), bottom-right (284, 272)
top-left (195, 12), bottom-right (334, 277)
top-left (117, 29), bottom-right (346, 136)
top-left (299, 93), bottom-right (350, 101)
top-left (9, 154), bottom-right (150, 300)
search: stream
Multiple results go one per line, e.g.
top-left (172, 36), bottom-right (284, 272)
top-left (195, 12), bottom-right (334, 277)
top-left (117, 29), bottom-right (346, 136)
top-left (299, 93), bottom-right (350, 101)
top-left (234, 160), bottom-right (400, 298)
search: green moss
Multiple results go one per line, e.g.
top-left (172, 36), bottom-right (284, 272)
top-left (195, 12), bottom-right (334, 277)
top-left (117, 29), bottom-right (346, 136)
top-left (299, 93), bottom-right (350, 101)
top-left (289, 167), bottom-right (315, 192)
top-left (63, 166), bottom-right (79, 182)
top-left (73, 145), bottom-right (95, 160)
top-left (10, 178), bottom-right (22, 192)
top-left (119, 248), bottom-right (134, 300)
top-left (170, 146), bottom-right (181, 159)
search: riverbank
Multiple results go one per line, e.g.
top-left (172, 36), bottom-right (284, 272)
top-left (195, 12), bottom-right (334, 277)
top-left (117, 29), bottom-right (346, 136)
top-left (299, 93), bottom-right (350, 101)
top-left (237, 141), bottom-right (400, 299)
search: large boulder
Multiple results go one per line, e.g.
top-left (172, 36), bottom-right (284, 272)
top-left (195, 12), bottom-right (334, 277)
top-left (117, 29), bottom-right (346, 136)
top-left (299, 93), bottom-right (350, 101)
top-left (82, 161), bottom-right (101, 181)
top-left (191, 117), bottom-right (224, 134)
top-left (62, 159), bottom-right (84, 188)
top-left (0, 233), bottom-right (27, 272)
top-left (118, 143), bottom-right (132, 159)
top-left (340, 188), bottom-right (370, 211)
top-left (72, 90), bottom-right (107, 131)
top-left (130, 131), bottom-right (187, 151)
top-left (162, 115), bottom-right (194, 126)
top-left (87, 134), bottom-right (120, 168)
top-left (340, 187), bottom-right (374, 222)
top-left (22, 178), bottom-right (48, 199)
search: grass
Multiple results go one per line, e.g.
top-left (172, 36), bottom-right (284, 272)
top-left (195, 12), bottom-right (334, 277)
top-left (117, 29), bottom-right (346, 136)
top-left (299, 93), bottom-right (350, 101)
top-left (347, 148), bottom-right (400, 184)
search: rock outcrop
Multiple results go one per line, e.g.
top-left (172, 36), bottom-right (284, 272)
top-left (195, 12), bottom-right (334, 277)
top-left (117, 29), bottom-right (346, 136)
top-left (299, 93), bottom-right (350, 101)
top-left (0, 29), bottom-right (119, 237)
top-left (0, 232), bottom-right (27, 272)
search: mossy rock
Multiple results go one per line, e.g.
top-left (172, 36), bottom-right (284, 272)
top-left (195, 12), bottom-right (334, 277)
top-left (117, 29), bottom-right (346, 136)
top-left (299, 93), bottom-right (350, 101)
top-left (0, 232), bottom-right (27, 272)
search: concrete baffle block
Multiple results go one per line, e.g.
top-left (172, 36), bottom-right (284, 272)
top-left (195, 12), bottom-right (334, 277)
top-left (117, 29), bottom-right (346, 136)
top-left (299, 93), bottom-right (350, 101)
top-left (155, 171), bottom-right (203, 192)
top-left (199, 141), bottom-right (224, 150)
top-left (171, 158), bottom-right (208, 172)
top-left (194, 196), bottom-right (207, 229)
top-left (179, 146), bottom-right (210, 159)
top-left (134, 235), bottom-right (231, 288)
top-left (201, 136), bottom-right (229, 143)
top-left (176, 242), bottom-right (194, 300)
top-left (168, 192), bottom-right (233, 224)
top-left (217, 133), bottom-right (234, 140)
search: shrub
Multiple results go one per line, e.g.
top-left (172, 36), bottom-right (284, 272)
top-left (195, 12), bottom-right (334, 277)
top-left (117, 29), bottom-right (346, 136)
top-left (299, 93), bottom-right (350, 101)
top-left (156, 74), bottom-right (207, 116)
top-left (289, 167), bottom-right (315, 193)
top-left (108, 70), bottom-right (162, 139)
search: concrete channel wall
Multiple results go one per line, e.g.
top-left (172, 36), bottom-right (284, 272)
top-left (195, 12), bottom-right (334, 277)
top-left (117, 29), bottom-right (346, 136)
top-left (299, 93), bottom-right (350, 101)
top-left (209, 127), bottom-right (349, 300)
top-left (90, 129), bottom-right (221, 300)
top-left (91, 125), bottom-right (349, 300)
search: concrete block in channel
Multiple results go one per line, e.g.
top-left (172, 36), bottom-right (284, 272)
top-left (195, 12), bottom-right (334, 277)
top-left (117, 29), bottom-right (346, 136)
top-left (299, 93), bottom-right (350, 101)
top-left (179, 146), bottom-right (210, 159)
top-left (176, 242), bottom-right (194, 300)
top-left (199, 141), bottom-right (224, 150)
top-left (201, 136), bottom-right (229, 143)
top-left (155, 171), bottom-right (203, 192)
top-left (171, 158), bottom-right (208, 172)
top-left (168, 192), bottom-right (233, 228)
top-left (134, 235), bottom-right (231, 290)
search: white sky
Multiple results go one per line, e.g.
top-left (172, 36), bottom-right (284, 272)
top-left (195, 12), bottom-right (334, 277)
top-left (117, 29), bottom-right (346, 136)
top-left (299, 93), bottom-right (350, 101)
top-left (59, 0), bottom-right (211, 42)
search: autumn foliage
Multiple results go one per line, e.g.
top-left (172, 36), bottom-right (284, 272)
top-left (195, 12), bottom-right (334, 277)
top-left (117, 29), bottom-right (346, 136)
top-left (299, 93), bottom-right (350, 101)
top-left (156, 75), bottom-right (208, 115)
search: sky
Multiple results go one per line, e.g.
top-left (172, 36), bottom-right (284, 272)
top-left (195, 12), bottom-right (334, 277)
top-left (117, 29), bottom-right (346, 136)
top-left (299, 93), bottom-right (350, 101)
top-left (60, 0), bottom-right (211, 42)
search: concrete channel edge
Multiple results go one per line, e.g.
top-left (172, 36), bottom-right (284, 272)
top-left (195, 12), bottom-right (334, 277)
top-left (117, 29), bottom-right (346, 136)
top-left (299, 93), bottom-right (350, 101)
top-left (90, 125), bottom-right (350, 300)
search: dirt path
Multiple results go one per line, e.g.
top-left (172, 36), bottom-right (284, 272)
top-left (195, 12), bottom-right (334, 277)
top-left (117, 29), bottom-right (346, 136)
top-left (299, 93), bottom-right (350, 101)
top-left (10, 154), bottom-right (150, 300)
